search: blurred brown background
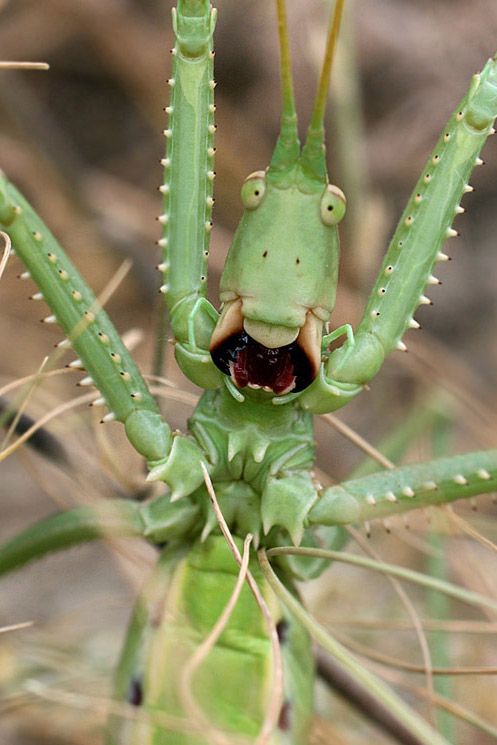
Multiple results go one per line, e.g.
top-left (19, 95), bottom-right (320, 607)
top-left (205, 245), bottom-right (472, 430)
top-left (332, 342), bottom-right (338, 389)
top-left (0, 1), bottom-right (496, 744)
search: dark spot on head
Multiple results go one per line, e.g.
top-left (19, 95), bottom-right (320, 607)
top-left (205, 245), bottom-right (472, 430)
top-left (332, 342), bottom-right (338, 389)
top-left (278, 700), bottom-right (291, 731)
top-left (127, 677), bottom-right (143, 707)
top-left (295, 258), bottom-right (300, 265)
top-left (276, 620), bottom-right (288, 644)
top-left (262, 250), bottom-right (268, 258)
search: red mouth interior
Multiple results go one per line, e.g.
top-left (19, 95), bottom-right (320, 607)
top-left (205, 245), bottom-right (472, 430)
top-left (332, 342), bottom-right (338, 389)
top-left (211, 331), bottom-right (314, 395)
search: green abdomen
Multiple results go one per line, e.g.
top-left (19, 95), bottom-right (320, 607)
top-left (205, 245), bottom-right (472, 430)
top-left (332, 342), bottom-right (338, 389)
top-left (108, 536), bottom-right (313, 745)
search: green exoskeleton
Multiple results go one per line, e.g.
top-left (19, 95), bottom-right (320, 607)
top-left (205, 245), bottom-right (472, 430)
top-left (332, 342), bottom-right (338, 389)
top-left (0, 1), bottom-right (497, 743)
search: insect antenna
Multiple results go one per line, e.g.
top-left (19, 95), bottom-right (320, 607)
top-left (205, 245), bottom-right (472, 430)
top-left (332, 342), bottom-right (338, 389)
top-left (300, 0), bottom-right (346, 183)
top-left (268, 0), bottom-right (300, 178)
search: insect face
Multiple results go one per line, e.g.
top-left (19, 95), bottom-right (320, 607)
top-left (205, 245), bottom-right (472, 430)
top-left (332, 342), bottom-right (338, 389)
top-left (210, 173), bottom-right (344, 395)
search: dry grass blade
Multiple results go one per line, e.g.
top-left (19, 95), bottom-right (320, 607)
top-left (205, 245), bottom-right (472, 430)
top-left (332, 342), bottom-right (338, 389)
top-left (442, 505), bottom-right (497, 556)
top-left (179, 533), bottom-right (253, 745)
top-left (321, 411), bottom-right (395, 470)
top-left (0, 62), bottom-right (48, 70)
top-left (0, 231), bottom-right (11, 280)
top-left (348, 526), bottom-right (435, 724)
top-left (0, 390), bottom-right (95, 462)
top-left (329, 628), bottom-right (497, 676)
top-left (0, 621), bottom-right (34, 634)
top-left (22, 680), bottom-right (203, 740)
top-left (201, 463), bottom-right (284, 745)
top-left (0, 356), bottom-right (49, 451)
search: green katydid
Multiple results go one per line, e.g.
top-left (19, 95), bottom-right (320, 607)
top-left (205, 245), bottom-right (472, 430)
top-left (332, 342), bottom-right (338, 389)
top-left (0, 1), bottom-right (497, 744)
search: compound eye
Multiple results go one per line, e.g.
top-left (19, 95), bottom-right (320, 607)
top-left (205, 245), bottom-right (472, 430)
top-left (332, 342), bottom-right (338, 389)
top-left (320, 184), bottom-right (346, 226)
top-left (241, 170), bottom-right (266, 210)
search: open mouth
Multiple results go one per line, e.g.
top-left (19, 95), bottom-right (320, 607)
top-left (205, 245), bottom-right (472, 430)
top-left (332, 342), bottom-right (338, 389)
top-left (210, 330), bottom-right (314, 395)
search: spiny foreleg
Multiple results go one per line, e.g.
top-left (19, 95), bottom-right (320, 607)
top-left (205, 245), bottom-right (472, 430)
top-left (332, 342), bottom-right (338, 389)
top-left (0, 174), bottom-right (210, 498)
top-left (300, 52), bottom-right (497, 414)
top-left (309, 449), bottom-right (497, 527)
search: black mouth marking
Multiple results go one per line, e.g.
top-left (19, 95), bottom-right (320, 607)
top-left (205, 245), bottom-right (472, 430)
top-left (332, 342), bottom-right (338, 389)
top-left (210, 331), bottom-right (315, 395)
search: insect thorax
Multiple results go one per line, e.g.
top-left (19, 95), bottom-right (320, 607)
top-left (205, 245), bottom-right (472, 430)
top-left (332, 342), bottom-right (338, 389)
top-left (189, 387), bottom-right (315, 491)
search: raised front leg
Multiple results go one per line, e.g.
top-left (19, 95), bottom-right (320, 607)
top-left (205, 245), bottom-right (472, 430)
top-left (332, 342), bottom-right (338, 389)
top-left (0, 174), bottom-right (210, 499)
top-left (158, 0), bottom-right (223, 390)
top-left (299, 53), bottom-right (497, 415)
